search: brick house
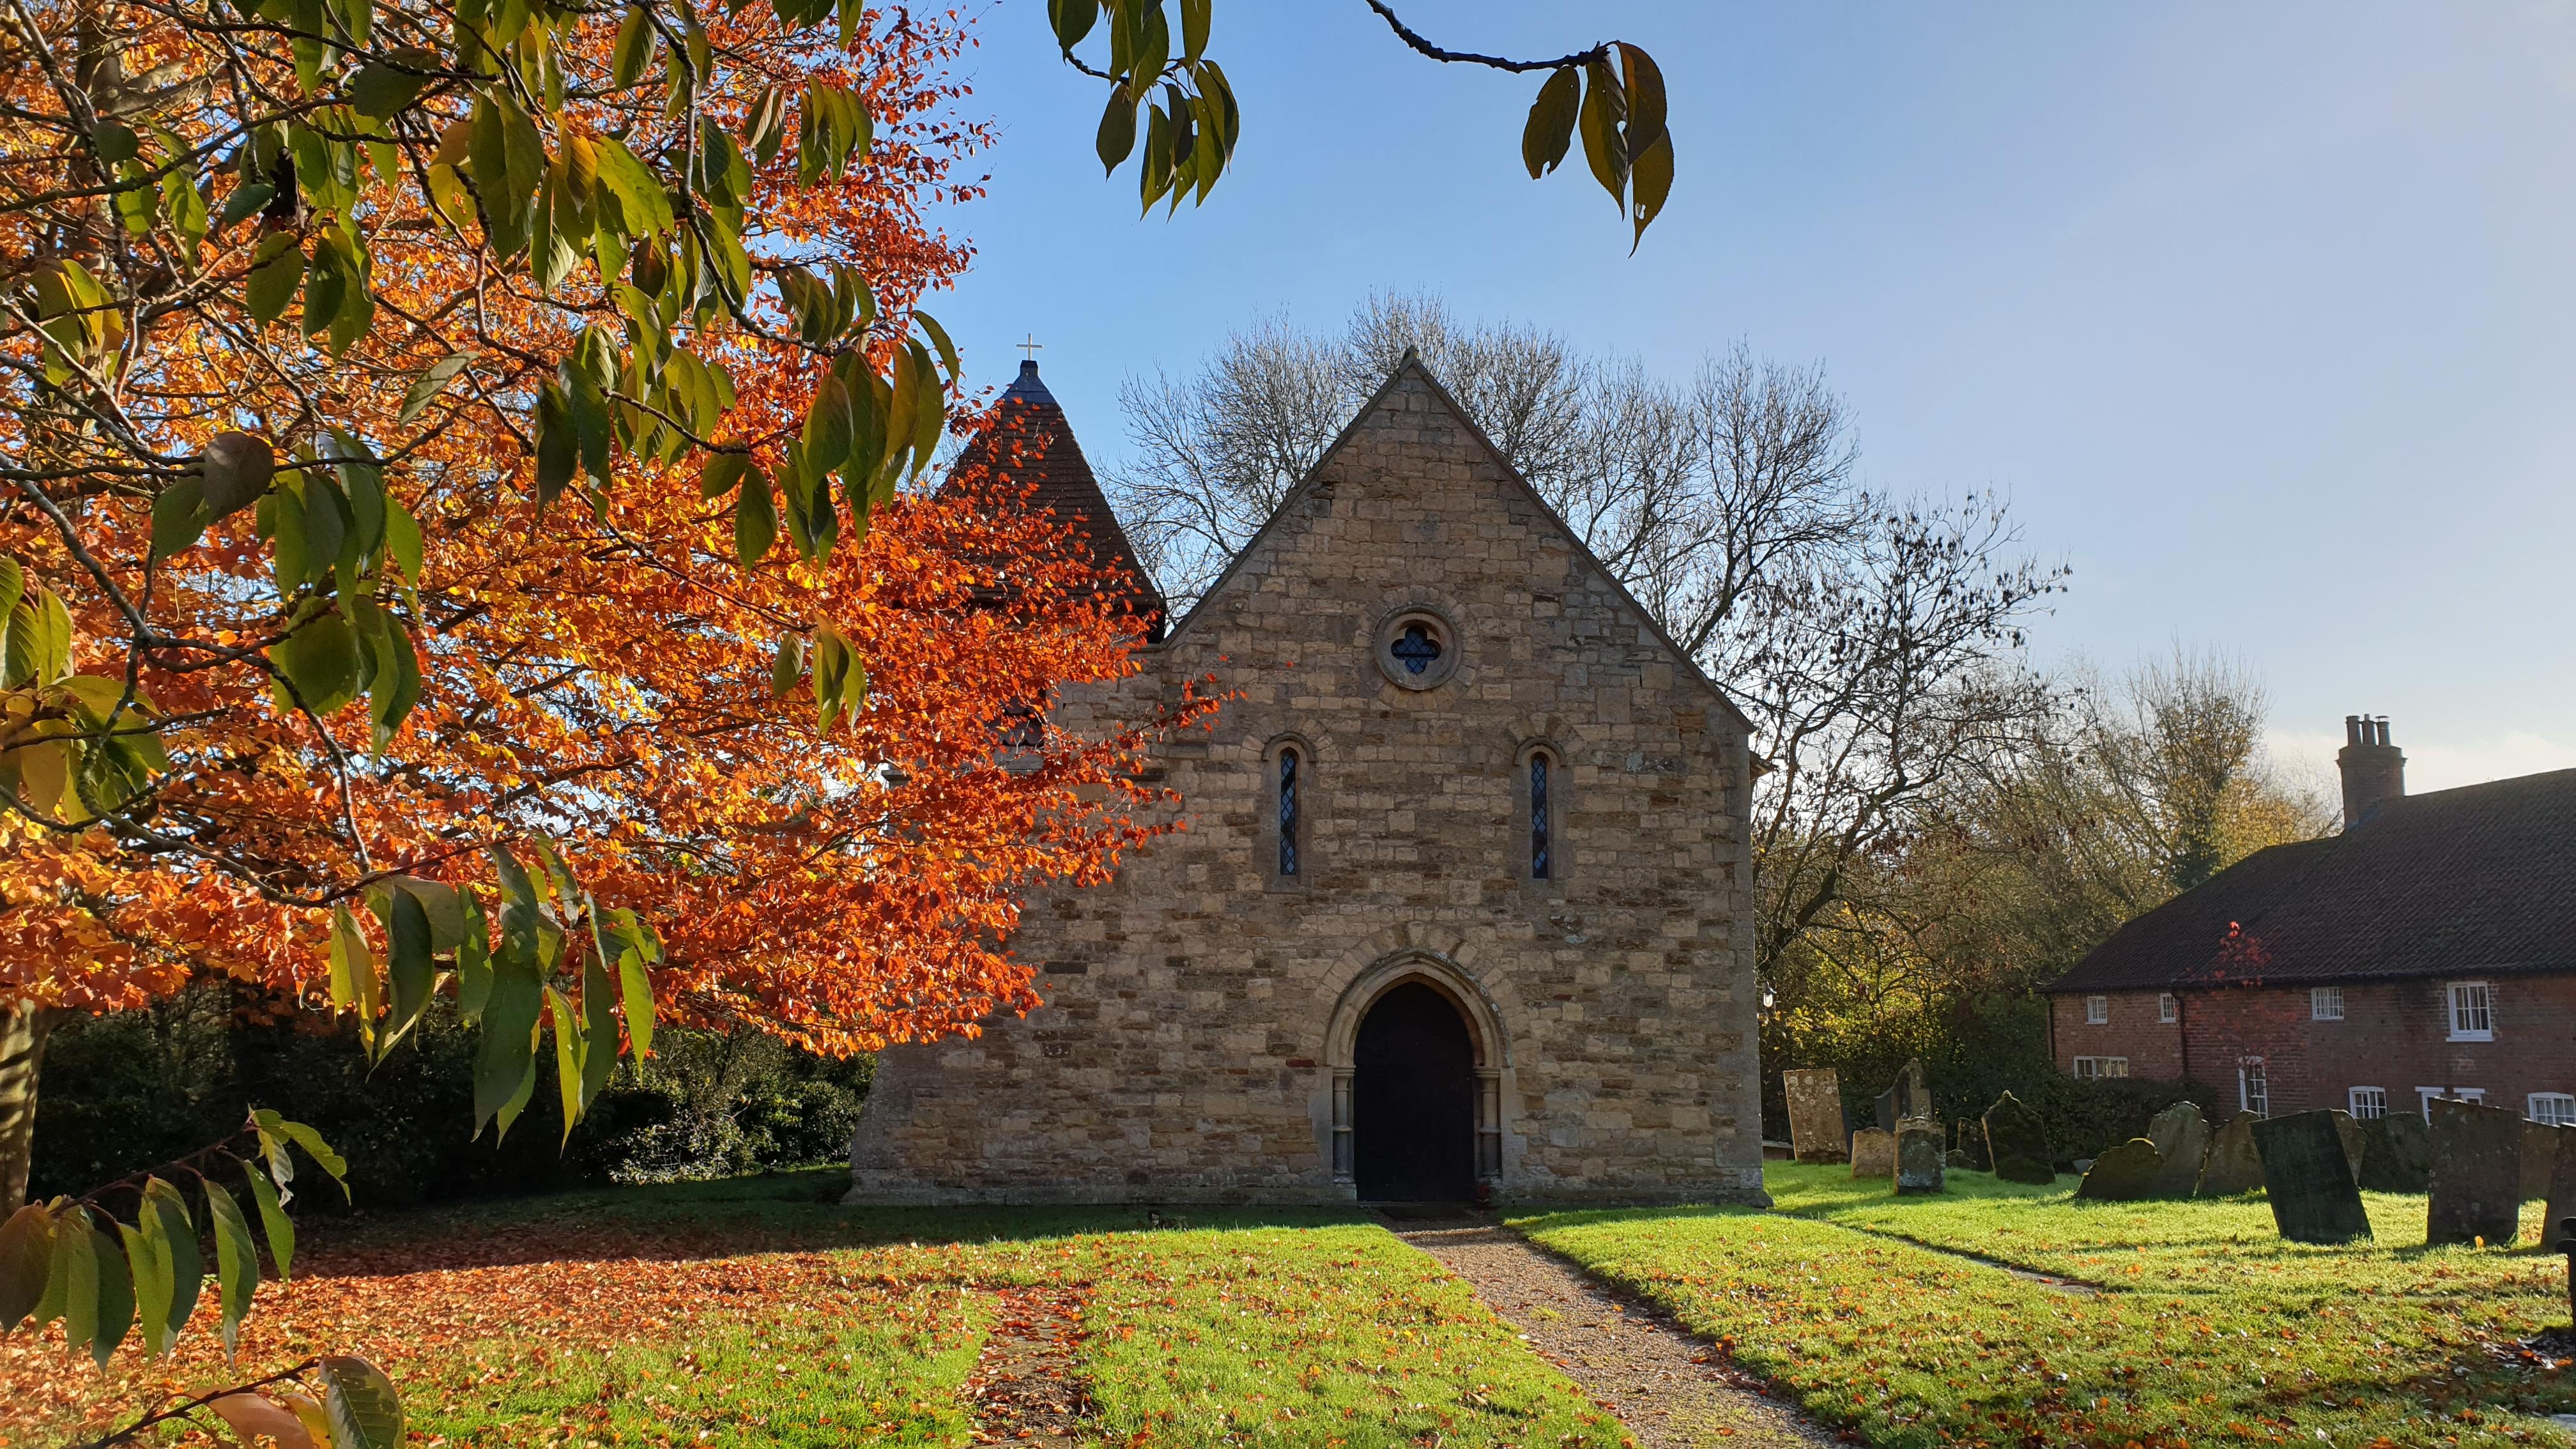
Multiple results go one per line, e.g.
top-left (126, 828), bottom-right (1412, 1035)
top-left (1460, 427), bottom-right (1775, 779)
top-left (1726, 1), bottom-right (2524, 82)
top-left (2043, 717), bottom-right (2576, 1126)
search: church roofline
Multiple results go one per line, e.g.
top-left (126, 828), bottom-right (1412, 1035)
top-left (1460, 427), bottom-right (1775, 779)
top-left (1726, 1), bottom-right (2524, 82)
top-left (1152, 353), bottom-right (1759, 742)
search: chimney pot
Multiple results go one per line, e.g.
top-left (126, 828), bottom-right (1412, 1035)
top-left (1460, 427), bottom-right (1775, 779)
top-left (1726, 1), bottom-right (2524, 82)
top-left (2335, 713), bottom-right (2405, 830)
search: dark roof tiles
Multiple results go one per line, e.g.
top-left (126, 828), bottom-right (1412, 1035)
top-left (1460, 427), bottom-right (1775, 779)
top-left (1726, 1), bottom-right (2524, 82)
top-left (2046, 767), bottom-right (2576, 992)
top-left (946, 360), bottom-right (1166, 638)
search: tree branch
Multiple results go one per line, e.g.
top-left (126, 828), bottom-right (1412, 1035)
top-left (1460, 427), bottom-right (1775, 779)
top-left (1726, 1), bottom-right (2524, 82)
top-left (1358, 1), bottom-right (1606, 74)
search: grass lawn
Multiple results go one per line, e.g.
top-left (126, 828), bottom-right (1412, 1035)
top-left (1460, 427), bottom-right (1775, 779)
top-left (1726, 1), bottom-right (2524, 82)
top-left (1519, 1162), bottom-right (2576, 1449)
top-left (2, 1171), bottom-right (1627, 1449)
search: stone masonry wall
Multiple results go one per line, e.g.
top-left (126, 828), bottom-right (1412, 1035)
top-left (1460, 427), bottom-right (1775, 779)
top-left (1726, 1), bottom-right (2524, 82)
top-left (846, 364), bottom-right (1767, 1206)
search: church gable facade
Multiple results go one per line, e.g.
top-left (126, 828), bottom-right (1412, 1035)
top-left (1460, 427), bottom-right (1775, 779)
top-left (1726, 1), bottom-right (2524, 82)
top-left (847, 360), bottom-right (1768, 1206)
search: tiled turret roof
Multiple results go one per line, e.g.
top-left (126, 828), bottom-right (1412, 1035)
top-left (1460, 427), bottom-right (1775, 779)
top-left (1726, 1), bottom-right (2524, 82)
top-left (947, 360), bottom-right (1165, 640)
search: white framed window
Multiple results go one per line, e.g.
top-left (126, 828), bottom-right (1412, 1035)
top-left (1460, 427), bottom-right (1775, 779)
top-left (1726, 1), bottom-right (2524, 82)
top-left (2530, 1093), bottom-right (2576, 1127)
top-left (2447, 980), bottom-right (2494, 1041)
top-left (2085, 995), bottom-right (2109, 1025)
top-left (2073, 1056), bottom-right (2129, 1082)
top-left (2348, 1086), bottom-right (2387, 1120)
top-left (2310, 986), bottom-right (2344, 1022)
top-left (2158, 993), bottom-right (2178, 1023)
top-left (2418, 1086), bottom-right (2487, 1118)
top-left (2238, 1058), bottom-right (2269, 1118)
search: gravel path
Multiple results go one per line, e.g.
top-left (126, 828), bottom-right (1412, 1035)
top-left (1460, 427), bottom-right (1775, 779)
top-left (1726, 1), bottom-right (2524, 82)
top-left (1391, 1220), bottom-right (1842, 1448)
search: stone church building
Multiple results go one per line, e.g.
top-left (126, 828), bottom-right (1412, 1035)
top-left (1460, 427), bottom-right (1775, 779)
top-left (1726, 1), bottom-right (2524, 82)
top-left (845, 356), bottom-right (1768, 1206)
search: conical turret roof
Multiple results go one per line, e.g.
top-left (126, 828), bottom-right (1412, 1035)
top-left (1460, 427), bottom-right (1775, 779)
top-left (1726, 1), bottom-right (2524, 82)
top-left (949, 359), bottom-right (1165, 640)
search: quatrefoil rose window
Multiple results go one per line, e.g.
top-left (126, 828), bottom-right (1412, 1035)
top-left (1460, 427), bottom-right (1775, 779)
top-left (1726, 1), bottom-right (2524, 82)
top-left (1373, 608), bottom-right (1460, 691)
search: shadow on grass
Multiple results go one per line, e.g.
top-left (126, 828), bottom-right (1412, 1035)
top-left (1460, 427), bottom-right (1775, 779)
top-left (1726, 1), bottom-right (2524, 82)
top-left (293, 1166), bottom-right (1383, 1278)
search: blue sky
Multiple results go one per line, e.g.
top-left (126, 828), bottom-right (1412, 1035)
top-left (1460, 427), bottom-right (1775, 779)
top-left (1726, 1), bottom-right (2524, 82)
top-left (922, 1), bottom-right (2576, 793)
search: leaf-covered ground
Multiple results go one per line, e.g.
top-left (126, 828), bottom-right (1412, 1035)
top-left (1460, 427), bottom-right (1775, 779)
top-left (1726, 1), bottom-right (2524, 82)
top-left (3, 1171), bottom-right (1628, 1449)
top-left (1517, 1163), bottom-right (2576, 1449)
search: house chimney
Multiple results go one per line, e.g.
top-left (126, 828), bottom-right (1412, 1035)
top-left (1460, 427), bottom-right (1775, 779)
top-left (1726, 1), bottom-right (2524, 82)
top-left (2336, 714), bottom-right (2405, 830)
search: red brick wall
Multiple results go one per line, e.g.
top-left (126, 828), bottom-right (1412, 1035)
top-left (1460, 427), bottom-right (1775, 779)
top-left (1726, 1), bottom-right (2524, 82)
top-left (2053, 974), bottom-right (2576, 1119)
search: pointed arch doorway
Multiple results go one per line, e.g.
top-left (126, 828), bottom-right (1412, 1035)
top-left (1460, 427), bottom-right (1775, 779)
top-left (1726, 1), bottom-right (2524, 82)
top-left (1353, 983), bottom-right (1476, 1201)
top-left (1326, 953), bottom-right (1507, 1204)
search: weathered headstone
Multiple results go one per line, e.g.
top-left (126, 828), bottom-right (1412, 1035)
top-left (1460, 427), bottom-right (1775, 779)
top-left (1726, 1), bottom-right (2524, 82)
top-left (2076, 1138), bottom-right (2165, 1200)
top-left (2427, 1098), bottom-right (2525, 1246)
top-left (1946, 1148), bottom-right (1975, 1170)
top-left (2357, 1112), bottom-right (2433, 1192)
top-left (2548, 1133), bottom-right (2576, 1262)
top-left (2524, 1121), bottom-right (2568, 1203)
top-left (1954, 1117), bottom-right (1991, 1170)
top-left (2251, 1110), bottom-right (2373, 1243)
top-left (2196, 1114), bottom-right (2266, 1197)
top-left (1890, 1059), bottom-right (1933, 1123)
top-left (2327, 1108), bottom-right (2368, 1184)
top-left (1850, 1127), bottom-right (1897, 1179)
top-left (1874, 1088), bottom-right (1898, 1134)
top-left (2144, 1102), bottom-right (2211, 1199)
top-left (1983, 1092), bottom-right (2054, 1184)
top-left (1782, 1068), bottom-right (1849, 1164)
top-left (1896, 1121), bottom-right (1946, 1195)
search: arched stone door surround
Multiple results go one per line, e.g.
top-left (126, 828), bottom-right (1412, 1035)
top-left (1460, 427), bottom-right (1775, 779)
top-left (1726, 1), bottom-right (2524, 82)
top-left (1322, 951), bottom-right (1506, 1191)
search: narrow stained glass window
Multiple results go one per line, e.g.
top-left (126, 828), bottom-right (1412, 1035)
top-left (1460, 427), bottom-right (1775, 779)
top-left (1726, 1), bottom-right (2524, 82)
top-left (1278, 748), bottom-right (1300, 878)
top-left (1530, 753), bottom-right (1551, 880)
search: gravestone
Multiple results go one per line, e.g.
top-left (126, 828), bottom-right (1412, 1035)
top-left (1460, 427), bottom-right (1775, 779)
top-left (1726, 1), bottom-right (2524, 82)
top-left (1983, 1092), bottom-right (2055, 1184)
top-left (1874, 1089), bottom-right (1899, 1134)
top-left (2076, 1138), bottom-right (2165, 1200)
top-left (2524, 1121), bottom-right (2568, 1203)
top-left (1782, 1068), bottom-right (1849, 1164)
top-left (1890, 1060), bottom-right (1933, 1123)
top-left (1850, 1128), bottom-right (1897, 1179)
top-left (2549, 1145), bottom-right (2576, 1276)
top-left (2357, 1112), bottom-right (2433, 1192)
top-left (1954, 1117), bottom-right (1991, 1170)
top-left (2427, 1098), bottom-right (2525, 1246)
top-left (2251, 1110), bottom-right (2373, 1243)
top-left (1896, 1121), bottom-right (1946, 1195)
top-left (2196, 1114), bottom-right (2266, 1197)
top-left (1946, 1148), bottom-right (1975, 1170)
top-left (2327, 1108), bottom-right (2368, 1184)
top-left (2144, 1102), bottom-right (2211, 1199)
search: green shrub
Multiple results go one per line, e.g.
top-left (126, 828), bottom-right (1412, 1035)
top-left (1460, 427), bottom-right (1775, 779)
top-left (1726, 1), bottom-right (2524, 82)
top-left (29, 981), bottom-right (872, 1204)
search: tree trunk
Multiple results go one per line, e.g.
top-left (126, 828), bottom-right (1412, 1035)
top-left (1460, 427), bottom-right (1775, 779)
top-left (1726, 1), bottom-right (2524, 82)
top-left (0, 1002), bottom-right (59, 1206)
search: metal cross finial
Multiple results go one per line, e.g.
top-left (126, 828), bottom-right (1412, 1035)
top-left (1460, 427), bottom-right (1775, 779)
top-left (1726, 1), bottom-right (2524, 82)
top-left (1017, 334), bottom-right (1043, 361)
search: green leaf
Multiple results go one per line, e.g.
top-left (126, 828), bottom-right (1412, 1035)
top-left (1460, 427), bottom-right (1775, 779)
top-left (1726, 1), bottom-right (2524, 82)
top-left (580, 922), bottom-right (618, 1104)
top-left (348, 49), bottom-right (437, 119)
top-left (243, 1159), bottom-right (295, 1282)
top-left (453, 887), bottom-right (492, 1019)
top-left (383, 500), bottom-right (424, 582)
top-left (914, 310), bottom-right (961, 388)
top-left (268, 608), bottom-right (361, 715)
top-left (269, 1118), bottom-right (350, 1198)
top-left (769, 632), bottom-right (804, 698)
top-left (399, 354), bottom-right (471, 425)
top-left (546, 984), bottom-right (585, 1144)
top-left (533, 383), bottom-right (577, 509)
top-left (733, 463), bottom-right (776, 565)
top-left (591, 137), bottom-right (674, 237)
top-left (1179, 0), bottom-right (1208, 63)
top-left (93, 121), bottom-right (139, 164)
top-left (202, 431), bottom-right (277, 519)
top-left (1522, 66), bottom-right (1579, 180)
top-left (88, 1221), bottom-right (132, 1368)
top-left (473, 941), bottom-right (544, 1140)
top-left (300, 230), bottom-right (348, 341)
top-left (142, 1179), bottom-right (200, 1352)
top-left (318, 1355), bottom-right (404, 1449)
top-left (1616, 42), bottom-right (1667, 162)
top-left (1096, 84), bottom-right (1137, 174)
top-left (150, 480), bottom-right (212, 564)
top-left (1577, 59), bottom-right (1629, 210)
top-left (699, 450), bottom-right (747, 501)
top-left (55, 1209), bottom-right (99, 1358)
top-left (1628, 131), bottom-right (1672, 254)
top-left (612, 4), bottom-right (656, 87)
top-left (801, 371), bottom-right (855, 475)
top-left (204, 1184), bottom-right (258, 1361)
top-left (245, 233), bottom-right (304, 325)
top-left (119, 1218), bottom-right (171, 1359)
top-left (612, 914), bottom-right (657, 1061)
top-left (216, 182), bottom-right (277, 233)
top-left (743, 86), bottom-right (788, 168)
top-left (382, 887), bottom-right (436, 1055)
top-left (328, 902), bottom-right (377, 1048)
top-left (0, 1203), bottom-right (52, 1333)
top-left (1048, 0), bottom-right (1096, 52)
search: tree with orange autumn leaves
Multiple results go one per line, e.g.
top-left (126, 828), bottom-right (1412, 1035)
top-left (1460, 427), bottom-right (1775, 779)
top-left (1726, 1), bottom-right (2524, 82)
top-left (0, 0), bottom-right (1679, 1416)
